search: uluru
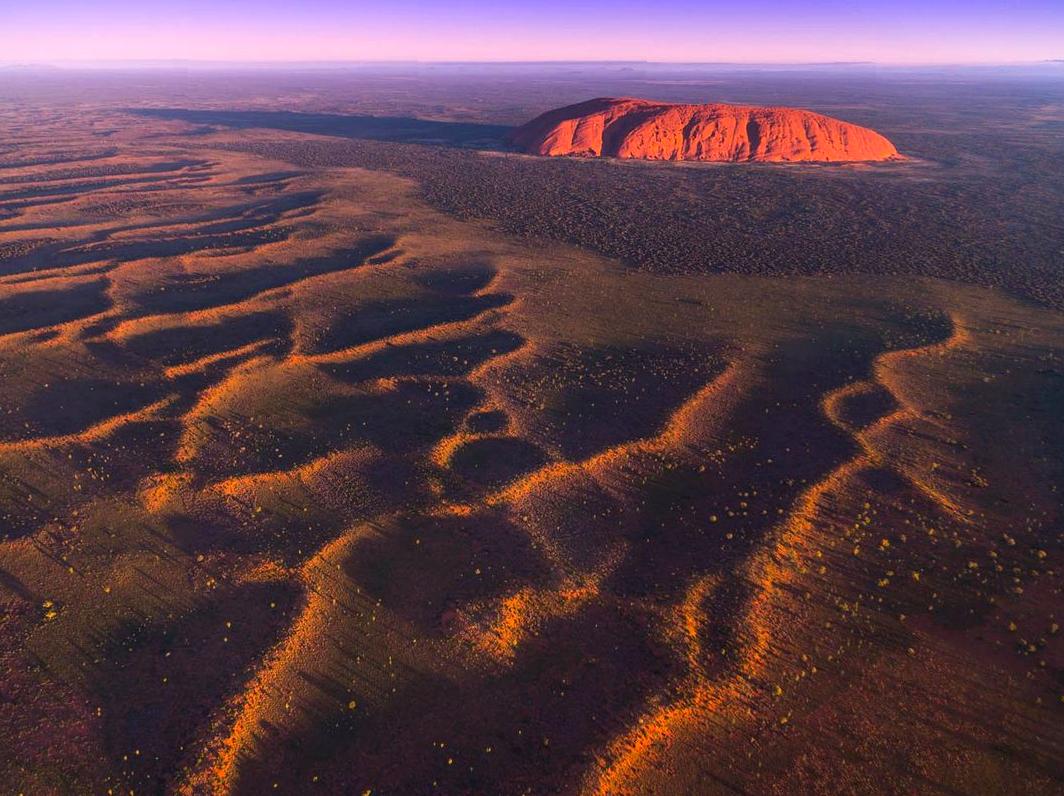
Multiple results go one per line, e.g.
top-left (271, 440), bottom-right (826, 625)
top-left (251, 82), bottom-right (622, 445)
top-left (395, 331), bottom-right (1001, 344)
top-left (508, 97), bottom-right (900, 163)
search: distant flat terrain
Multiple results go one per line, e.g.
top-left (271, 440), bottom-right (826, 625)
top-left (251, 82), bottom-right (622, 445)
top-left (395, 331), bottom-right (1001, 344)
top-left (99, 63), bottom-right (1064, 310)
top-left (0, 68), bottom-right (1062, 795)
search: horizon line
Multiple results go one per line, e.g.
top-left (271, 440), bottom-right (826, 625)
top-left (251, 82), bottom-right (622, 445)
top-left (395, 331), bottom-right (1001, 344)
top-left (3, 58), bottom-right (1063, 69)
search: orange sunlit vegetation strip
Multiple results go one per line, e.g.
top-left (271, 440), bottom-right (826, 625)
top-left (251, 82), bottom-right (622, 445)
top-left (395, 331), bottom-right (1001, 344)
top-left (207, 446), bottom-right (378, 499)
top-left (460, 542), bottom-right (627, 662)
top-left (163, 339), bottom-right (277, 379)
top-left (584, 573), bottom-right (723, 796)
top-left (488, 358), bottom-right (747, 507)
top-left (0, 394), bottom-right (179, 455)
top-left (737, 313), bottom-right (973, 682)
top-left (183, 517), bottom-right (450, 794)
top-left (430, 339), bottom-right (532, 467)
top-left (173, 354), bottom-right (278, 464)
top-left (297, 289), bottom-right (516, 366)
top-left (182, 528), bottom-right (371, 794)
top-left (587, 317), bottom-right (974, 795)
top-left (450, 358), bottom-right (748, 664)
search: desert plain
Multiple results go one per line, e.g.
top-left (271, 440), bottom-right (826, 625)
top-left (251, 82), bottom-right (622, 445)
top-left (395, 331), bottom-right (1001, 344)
top-left (0, 64), bottom-right (1062, 794)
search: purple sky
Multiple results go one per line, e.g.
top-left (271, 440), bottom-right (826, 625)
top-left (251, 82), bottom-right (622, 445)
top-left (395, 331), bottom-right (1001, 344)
top-left (7, 0), bottom-right (1063, 64)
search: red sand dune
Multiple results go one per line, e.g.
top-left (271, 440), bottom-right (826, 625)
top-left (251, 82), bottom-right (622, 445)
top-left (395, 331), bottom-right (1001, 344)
top-left (509, 97), bottom-right (900, 163)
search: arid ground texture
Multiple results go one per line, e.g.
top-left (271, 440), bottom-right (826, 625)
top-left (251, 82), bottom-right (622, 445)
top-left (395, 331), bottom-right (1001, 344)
top-left (0, 64), bottom-right (1062, 794)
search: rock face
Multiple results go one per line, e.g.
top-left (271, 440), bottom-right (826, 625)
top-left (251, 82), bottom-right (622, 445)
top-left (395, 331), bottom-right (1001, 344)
top-left (509, 97), bottom-right (899, 163)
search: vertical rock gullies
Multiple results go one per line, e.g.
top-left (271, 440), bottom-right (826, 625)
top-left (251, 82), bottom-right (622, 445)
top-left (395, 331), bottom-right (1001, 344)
top-left (508, 97), bottom-right (900, 163)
